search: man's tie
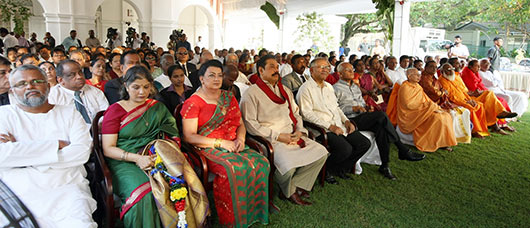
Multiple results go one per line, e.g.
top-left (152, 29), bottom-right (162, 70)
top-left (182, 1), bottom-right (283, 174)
top-left (181, 63), bottom-right (188, 77)
top-left (300, 74), bottom-right (306, 83)
top-left (74, 91), bottom-right (91, 124)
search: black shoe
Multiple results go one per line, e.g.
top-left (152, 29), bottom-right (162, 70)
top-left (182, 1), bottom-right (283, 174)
top-left (378, 166), bottom-right (397, 180)
top-left (325, 173), bottom-right (339, 184)
top-left (336, 171), bottom-right (352, 180)
top-left (399, 149), bottom-right (425, 161)
top-left (497, 111), bottom-right (517, 119)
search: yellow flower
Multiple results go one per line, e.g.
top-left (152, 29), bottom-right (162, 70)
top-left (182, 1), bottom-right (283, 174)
top-left (155, 155), bottom-right (163, 166)
top-left (170, 188), bottom-right (188, 201)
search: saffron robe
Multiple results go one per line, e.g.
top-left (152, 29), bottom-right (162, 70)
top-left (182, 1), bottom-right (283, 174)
top-left (439, 74), bottom-right (506, 132)
top-left (396, 81), bottom-right (457, 152)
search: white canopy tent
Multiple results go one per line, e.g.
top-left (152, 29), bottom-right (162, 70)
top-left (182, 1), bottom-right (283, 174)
top-left (221, 0), bottom-right (416, 57)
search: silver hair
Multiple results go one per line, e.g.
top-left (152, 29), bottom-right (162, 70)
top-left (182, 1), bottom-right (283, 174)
top-left (336, 62), bottom-right (350, 74)
top-left (226, 53), bottom-right (238, 64)
top-left (9, 64), bottom-right (47, 87)
top-left (10, 65), bottom-right (49, 107)
top-left (160, 53), bottom-right (175, 66)
top-left (309, 57), bottom-right (329, 68)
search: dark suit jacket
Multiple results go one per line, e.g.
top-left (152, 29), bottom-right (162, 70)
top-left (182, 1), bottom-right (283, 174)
top-left (104, 77), bottom-right (123, 105)
top-left (178, 62), bottom-right (197, 77)
top-left (155, 85), bottom-right (194, 114)
top-left (281, 71), bottom-right (309, 95)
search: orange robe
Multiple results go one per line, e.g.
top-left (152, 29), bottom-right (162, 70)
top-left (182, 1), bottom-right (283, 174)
top-left (460, 67), bottom-right (511, 126)
top-left (439, 74), bottom-right (506, 135)
top-left (397, 81), bottom-right (457, 152)
top-left (386, 82), bottom-right (400, 126)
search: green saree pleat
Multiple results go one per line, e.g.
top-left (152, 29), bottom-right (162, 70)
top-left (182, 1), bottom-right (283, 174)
top-left (107, 100), bottom-right (179, 228)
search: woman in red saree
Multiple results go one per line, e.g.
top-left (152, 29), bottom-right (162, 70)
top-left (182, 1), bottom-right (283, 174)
top-left (353, 59), bottom-right (386, 111)
top-left (181, 60), bottom-right (270, 228)
top-left (101, 66), bottom-right (208, 228)
top-left (86, 58), bottom-right (109, 91)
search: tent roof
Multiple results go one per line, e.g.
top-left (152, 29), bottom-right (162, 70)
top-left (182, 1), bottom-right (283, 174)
top-left (222, 0), bottom-right (377, 19)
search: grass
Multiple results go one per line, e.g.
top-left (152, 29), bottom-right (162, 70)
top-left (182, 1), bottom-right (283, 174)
top-left (214, 103), bottom-right (530, 228)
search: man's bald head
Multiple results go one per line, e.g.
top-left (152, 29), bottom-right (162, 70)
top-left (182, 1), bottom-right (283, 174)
top-left (225, 53), bottom-right (238, 66)
top-left (406, 68), bottom-right (420, 83)
top-left (479, 58), bottom-right (490, 72)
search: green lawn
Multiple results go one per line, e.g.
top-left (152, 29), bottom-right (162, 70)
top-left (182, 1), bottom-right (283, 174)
top-left (241, 105), bottom-right (530, 227)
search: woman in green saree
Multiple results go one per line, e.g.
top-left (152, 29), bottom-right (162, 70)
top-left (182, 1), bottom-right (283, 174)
top-left (181, 60), bottom-right (270, 228)
top-left (101, 66), bottom-right (208, 228)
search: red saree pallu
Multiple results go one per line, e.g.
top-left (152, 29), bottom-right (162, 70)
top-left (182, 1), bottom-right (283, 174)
top-left (181, 91), bottom-right (270, 228)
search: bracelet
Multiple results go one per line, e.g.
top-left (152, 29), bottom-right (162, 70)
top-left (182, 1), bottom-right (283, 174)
top-left (214, 138), bottom-right (222, 148)
top-left (121, 151), bottom-right (127, 161)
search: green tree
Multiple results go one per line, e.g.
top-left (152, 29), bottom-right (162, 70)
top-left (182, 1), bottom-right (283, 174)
top-left (410, 0), bottom-right (488, 30)
top-left (294, 12), bottom-right (334, 52)
top-left (339, 13), bottom-right (381, 47)
top-left (372, 0), bottom-right (394, 48)
top-left (0, 0), bottom-right (33, 35)
top-left (483, 0), bottom-right (530, 47)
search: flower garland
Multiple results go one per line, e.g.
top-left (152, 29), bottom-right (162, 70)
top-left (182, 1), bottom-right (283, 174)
top-left (148, 145), bottom-right (188, 228)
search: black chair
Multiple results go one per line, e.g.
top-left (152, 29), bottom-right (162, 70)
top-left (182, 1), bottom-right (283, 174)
top-left (89, 111), bottom-right (117, 228)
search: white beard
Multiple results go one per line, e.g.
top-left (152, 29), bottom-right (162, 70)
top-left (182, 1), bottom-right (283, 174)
top-left (443, 72), bottom-right (456, 81)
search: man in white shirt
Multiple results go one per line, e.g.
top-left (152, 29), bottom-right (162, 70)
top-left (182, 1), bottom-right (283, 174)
top-left (396, 55), bottom-right (409, 80)
top-left (155, 53), bottom-right (182, 89)
top-left (385, 56), bottom-right (407, 85)
top-left (279, 53), bottom-right (293, 77)
top-left (448, 35), bottom-right (469, 60)
top-left (478, 58), bottom-right (527, 117)
top-left (296, 57), bottom-right (372, 183)
top-left (0, 64), bottom-right (96, 227)
top-left (225, 53), bottom-right (251, 85)
top-left (241, 55), bottom-right (328, 204)
top-left (48, 60), bottom-right (109, 124)
top-left (0, 27), bottom-right (18, 54)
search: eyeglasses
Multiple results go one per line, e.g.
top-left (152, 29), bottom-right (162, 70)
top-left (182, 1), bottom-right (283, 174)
top-left (314, 65), bottom-right (331, 70)
top-left (177, 52), bottom-right (188, 55)
top-left (145, 56), bottom-right (156, 60)
top-left (13, 79), bottom-right (47, 88)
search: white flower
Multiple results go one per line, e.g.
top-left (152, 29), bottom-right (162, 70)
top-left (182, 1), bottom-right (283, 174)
top-left (177, 211), bottom-right (187, 228)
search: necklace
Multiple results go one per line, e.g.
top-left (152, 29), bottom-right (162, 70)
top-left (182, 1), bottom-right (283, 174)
top-left (140, 114), bottom-right (149, 126)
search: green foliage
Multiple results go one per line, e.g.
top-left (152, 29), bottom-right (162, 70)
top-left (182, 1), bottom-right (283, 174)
top-left (486, 0), bottom-right (530, 44)
top-left (410, 0), bottom-right (529, 41)
top-left (294, 12), bottom-right (334, 53)
top-left (410, 0), bottom-right (488, 30)
top-left (0, 0), bottom-right (33, 35)
top-left (339, 13), bottom-right (381, 47)
top-left (372, 0), bottom-right (394, 48)
top-left (260, 1), bottom-right (280, 29)
top-left (246, 102), bottom-right (530, 228)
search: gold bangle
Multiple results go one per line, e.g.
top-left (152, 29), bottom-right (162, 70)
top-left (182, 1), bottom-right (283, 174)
top-left (214, 138), bottom-right (222, 148)
top-left (121, 151), bottom-right (127, 161)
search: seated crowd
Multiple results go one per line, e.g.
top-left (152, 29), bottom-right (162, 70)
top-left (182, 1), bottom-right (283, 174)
top-left (0, 27), bottom-right (527, 228)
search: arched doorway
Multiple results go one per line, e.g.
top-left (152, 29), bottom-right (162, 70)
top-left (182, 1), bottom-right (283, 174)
top-left (177, 5), bottom-right (211, 49)
top-left (95, 0), bottom-right (142, 48)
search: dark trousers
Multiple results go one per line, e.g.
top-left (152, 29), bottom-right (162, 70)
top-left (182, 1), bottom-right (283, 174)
top-left (350, 111), bottom-right (408, 165)
top-left (318, 131), bottom-right (371, 174)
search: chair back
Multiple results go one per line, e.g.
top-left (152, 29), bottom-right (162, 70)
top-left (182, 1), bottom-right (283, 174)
top-left (89, 111), bottom-right (116, 228)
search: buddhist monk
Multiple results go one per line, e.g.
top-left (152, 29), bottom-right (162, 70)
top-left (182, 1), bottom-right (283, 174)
top-left (419, 60), bottom-right (472, 143)
top-left (396, 68), bottom-right (457, 152)
top-left (438, 63), bottom-right (517, 138)
top-left (460, 59), bottom-right (516, 132)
